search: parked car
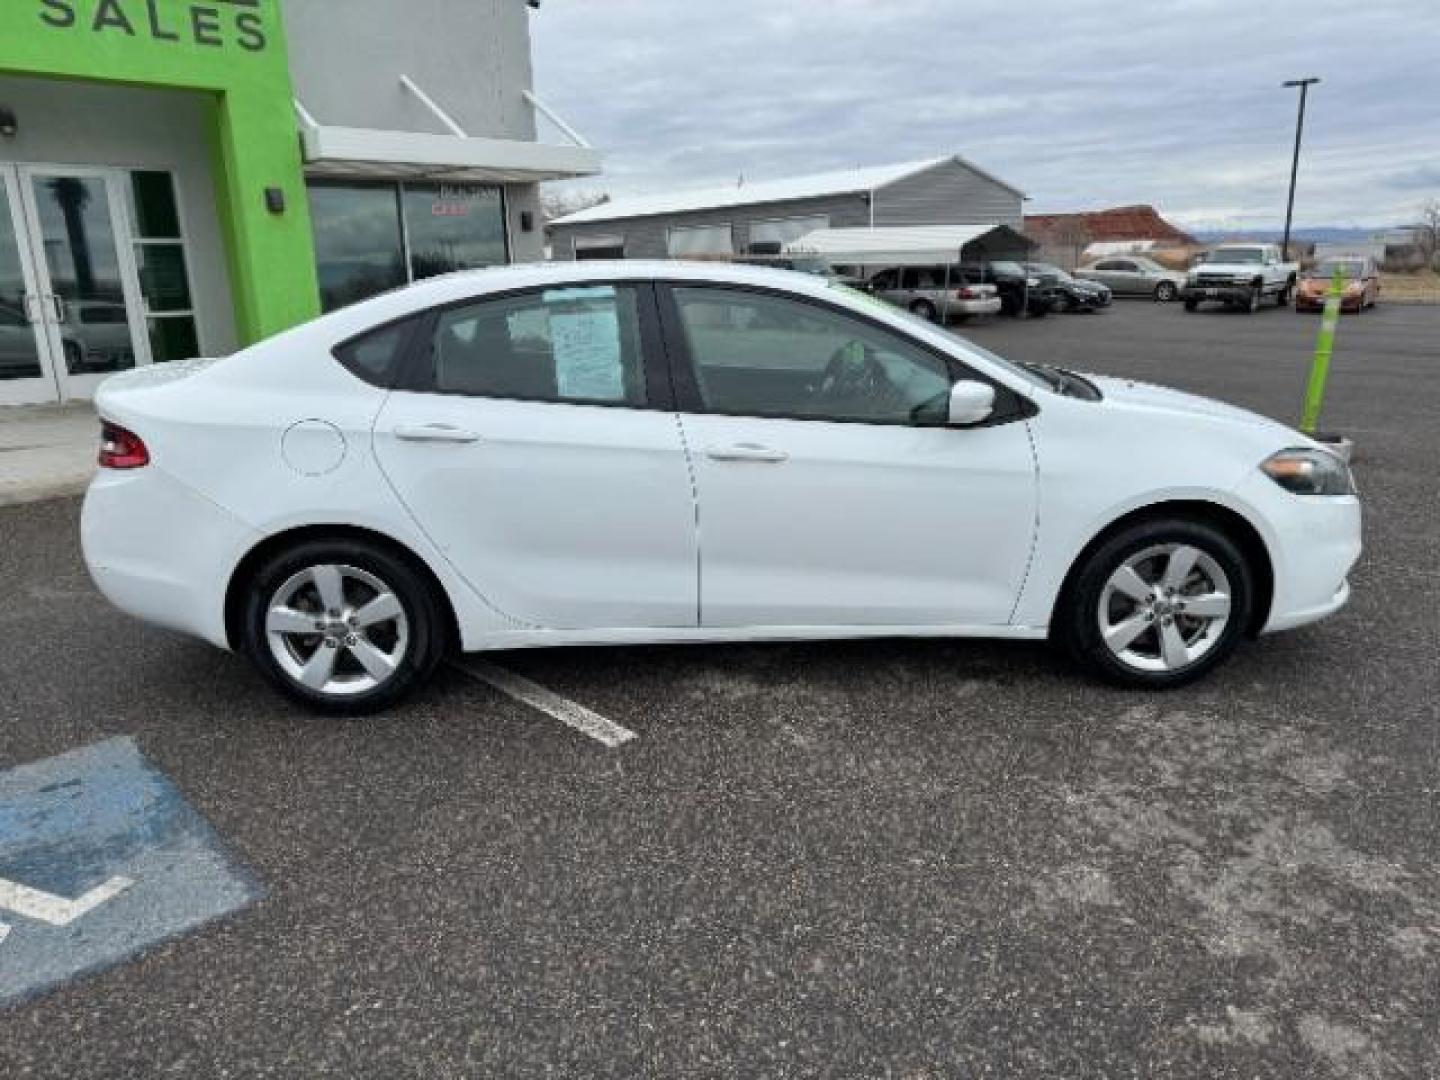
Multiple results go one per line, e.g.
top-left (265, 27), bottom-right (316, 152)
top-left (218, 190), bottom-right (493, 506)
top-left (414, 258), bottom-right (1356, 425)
top-left (0, 301), bottom-right (43, 379)
top-left (1075, 256), bottom-right (1186, 301)
top-left (1025, 263), bottom-right (1111, 312)
top-left (1295, 256), bottom-right (1380, 313)
top-left (84, 261), bottom-right (1361, 713)
top-left (958, 261), bottom-right (1058, 318)
top-left (1182, 244), bottom-right (1299, 313)
top-left (866, 266), bottom-right (1002, 322)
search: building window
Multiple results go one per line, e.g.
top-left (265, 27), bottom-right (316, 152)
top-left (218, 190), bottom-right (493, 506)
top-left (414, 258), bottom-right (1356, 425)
top-left (308, 180), bottom-right (509, 312)
top-left (667, 223), bottom-right (734, 259)
top-left (401, 183), bottom-right (507, 281)
top-left (573, 234), bottom-right (625, 260)
top-left (309, 183), bottom-right (407, 313)
top-left (125, 171), bottom-right (199, 363)
top-left (747, 214), bottom-right (830, 254)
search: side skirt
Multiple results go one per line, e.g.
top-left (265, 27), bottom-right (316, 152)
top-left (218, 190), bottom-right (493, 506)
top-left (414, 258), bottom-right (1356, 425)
top-left (463, 623), bottom-right (1050, 652)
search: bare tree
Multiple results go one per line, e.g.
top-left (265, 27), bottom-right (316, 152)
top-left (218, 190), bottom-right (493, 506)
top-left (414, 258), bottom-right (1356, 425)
top-left (1052, 218), bottom-right (1092, 269)
top-left (540, 188), bottom-right (610, 224)
top-left (1414, 198), bottom-right (1440, 270)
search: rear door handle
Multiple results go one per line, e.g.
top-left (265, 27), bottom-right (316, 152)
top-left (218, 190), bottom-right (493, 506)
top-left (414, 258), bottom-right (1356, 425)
top-left (393, 423), bottom-right (481, 444)
top-left (705, 443), bottom-right (789, 464)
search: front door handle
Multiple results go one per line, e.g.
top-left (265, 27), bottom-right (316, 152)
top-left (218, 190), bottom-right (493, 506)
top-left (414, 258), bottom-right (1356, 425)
top-left (705, 443), bottom-right (789, 464)
top-left (393, 423), bottom-right (481, 444)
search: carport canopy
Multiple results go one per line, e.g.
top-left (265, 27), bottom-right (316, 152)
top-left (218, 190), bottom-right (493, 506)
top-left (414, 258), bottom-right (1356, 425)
top-left (782, 224), bottom-right (1035, 267)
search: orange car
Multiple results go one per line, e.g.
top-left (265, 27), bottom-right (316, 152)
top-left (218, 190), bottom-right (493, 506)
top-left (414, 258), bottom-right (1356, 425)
top-left (1295, 256), bottom-right (1381, 313)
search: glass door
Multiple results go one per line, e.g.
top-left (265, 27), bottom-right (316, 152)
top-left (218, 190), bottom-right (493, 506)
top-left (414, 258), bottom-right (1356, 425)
top-left (17, 166), bottom-right (150, 401)
top-left (0, 169), bottom-right (59, 405)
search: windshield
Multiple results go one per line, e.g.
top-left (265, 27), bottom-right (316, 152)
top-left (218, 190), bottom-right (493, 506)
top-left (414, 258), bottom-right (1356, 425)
top-left (1309, 260), bottom-right (1365, 278)
top-left (1211, 248), bottom-right (1265, 264)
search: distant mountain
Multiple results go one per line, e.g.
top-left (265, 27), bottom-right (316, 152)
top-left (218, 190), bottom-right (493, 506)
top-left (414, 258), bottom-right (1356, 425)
top-left (1190, 226), bottom-right (1410, 244)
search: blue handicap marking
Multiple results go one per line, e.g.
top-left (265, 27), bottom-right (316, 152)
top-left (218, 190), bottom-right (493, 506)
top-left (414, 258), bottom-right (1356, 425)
top-left (0, 737), bottom-right (263, 1006)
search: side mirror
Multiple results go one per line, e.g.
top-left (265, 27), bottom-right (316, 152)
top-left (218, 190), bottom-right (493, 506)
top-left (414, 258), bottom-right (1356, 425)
top-left (948, 380), bottom-right (996, 426)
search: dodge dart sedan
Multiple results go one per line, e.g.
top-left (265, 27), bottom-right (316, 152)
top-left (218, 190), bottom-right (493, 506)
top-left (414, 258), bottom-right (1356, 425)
top-left (83, 262), bottom-right (1361, 713)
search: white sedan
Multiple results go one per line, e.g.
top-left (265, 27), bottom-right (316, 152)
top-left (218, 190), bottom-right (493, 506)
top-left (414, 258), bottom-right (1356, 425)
top-left (82, 262), bottom-right (1361, 713)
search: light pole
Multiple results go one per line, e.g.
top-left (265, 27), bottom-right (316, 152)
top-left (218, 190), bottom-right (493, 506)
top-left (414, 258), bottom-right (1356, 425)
top-left (1280, 77), bottom-right (1320, 262)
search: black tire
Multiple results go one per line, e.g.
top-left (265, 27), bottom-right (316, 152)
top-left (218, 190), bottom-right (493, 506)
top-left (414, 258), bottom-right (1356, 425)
top-left (1246, 285), bottom-right (1262, 313)
top-left (909, 299), bottom-right (938, 322)
top-left (1276, 284), bottom-right (1292, 307)
top-left (1155, 281), bottom-right (1178, 302)
top-left (1054, 517), bottom-right (1254, 689)
top-left (241, 537), bottom-right (448, 715)
top-left (1183, 298), bottom-right (1198, 312)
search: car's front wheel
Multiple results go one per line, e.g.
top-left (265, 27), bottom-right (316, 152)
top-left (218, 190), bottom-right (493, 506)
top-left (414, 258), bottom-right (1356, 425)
top-left (1155, 281), bottom-right (1178, 302)
top-left (241, 538), bottom-right (447, 714)
top-left (1056, 518), bottom-right (1254, 688)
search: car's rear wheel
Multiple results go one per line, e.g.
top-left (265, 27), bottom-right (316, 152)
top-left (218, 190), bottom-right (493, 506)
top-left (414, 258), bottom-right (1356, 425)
top-left (909, 299), bottom-right (938, 322)
top-left (1056, 518), bottom-right (1254, 689)
top-left (1155, 281), bottom-right (1178, 302)
top-left (241, 538), bottom-right (447, 714)
top-left (1184, 298), bottom-right (1198, 312)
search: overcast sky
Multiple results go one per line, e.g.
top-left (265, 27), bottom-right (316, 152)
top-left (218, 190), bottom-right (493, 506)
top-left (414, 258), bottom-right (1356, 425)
top-left (530, 0), bottom-right (1440, 230)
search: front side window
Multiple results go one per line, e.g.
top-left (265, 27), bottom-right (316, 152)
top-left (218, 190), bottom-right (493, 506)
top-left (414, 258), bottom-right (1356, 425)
top-left (672, 286), bottom-right (953, 425)
top-left (425, 285), bottom-right (647, 406)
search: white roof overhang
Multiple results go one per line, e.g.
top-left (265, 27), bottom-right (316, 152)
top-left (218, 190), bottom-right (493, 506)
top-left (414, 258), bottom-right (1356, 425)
top-left (300, 125), bottom-right (603, 184)
top-left (783, 224), bottom-right (1034, 266)
top-left (296, 82), bottom-right (603, 185)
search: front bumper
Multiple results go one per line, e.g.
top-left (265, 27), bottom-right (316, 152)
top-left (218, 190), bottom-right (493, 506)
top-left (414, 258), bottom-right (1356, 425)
top-left (1296, 293), bottom-right (1363, 312)
top-left (949, 297), bottom-right (1002, 316)
top-left (82, 465), bottom-right (261, 650)
top-left (1182, 283), bottom-right (1255, 304)
top-left (1232, 470), bottom-right (1362, 635)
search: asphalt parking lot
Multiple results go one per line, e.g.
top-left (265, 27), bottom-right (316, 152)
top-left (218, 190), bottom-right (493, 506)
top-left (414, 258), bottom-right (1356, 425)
top-left (2, 300), bottom-right (1437, 1078)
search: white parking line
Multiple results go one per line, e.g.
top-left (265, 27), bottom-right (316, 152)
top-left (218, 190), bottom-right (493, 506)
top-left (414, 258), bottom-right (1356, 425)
top-left (453, 658), bottom-right (638, 748)
top-left (0, 874), bottom-right (134, 927)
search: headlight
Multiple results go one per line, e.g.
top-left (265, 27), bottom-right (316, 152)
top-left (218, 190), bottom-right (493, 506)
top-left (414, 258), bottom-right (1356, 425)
top-left (1026, 277), bottom-right (1041, 287)
top-left (1260, 449), bottom-right (1355, 496)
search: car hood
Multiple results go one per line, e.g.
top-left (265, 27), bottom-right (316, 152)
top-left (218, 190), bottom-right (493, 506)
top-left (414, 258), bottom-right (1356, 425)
top-left (1086, 374), bottom-right (1303, 440)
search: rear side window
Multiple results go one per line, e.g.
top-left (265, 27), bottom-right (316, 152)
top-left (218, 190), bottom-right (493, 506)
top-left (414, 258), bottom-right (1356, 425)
top-left (333, 317), bottom-right (418, 388)
top-left (422, 285), bottom-right (647, 406)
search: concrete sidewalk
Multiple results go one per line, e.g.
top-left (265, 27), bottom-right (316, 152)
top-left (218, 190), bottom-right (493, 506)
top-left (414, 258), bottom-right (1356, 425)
top-left (0, 403), bottom-right (97, 507)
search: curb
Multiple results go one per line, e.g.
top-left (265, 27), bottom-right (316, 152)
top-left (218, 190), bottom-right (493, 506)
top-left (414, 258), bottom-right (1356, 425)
top-left (0, 475), bottom-right (92, 509)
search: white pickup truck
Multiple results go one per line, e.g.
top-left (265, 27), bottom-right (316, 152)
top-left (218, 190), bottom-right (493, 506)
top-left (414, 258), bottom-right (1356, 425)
top-left (1182, 243), bottom-right (1299, 313)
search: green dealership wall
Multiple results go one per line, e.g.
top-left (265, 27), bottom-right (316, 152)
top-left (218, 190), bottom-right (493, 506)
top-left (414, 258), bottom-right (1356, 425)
top-left (0, 0), bottom-right (321, 342)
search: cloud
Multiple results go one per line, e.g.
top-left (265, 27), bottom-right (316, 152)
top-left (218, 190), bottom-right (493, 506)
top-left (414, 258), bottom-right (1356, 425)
top-left (530, 0), bottom-right (1440, 229)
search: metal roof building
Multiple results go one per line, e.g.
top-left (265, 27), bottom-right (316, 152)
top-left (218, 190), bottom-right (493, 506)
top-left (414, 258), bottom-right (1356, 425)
top-left (548, 156), bottom-right (1025, 261)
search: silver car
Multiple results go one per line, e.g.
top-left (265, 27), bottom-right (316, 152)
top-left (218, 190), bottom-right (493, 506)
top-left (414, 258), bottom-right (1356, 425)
top-left (866, 266), bottom-right (1002, 322)
top-left (1075, 256), bottom-right (1186, 301)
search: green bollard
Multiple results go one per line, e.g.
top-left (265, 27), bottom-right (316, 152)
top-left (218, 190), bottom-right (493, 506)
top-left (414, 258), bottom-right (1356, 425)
top-left (1300, 266), bottom-right (1346, 436)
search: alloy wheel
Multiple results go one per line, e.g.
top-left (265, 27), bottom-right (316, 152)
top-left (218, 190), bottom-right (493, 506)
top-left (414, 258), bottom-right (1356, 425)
top-left (265, 563), bottom-right (410, 697)
top-left (1097, 544), bottom-right (1233, 673)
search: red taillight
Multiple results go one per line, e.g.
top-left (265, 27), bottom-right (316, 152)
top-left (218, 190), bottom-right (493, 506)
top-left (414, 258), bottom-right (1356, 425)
top-left (99, 421), bottom-right (149, 470)
top-left (956, 287), bottom-right (977, 300)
